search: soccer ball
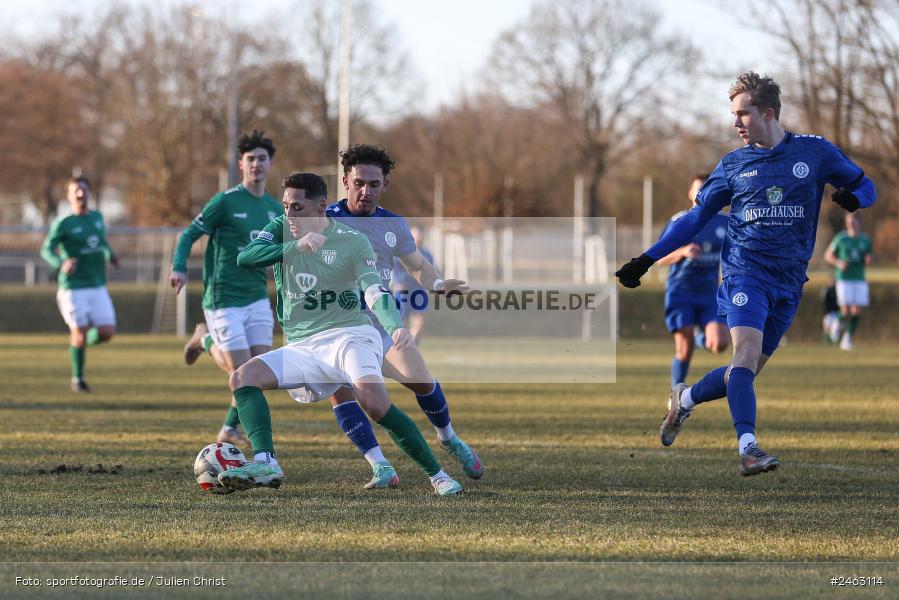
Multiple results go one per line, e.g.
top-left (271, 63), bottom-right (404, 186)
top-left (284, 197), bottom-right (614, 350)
top-left (194, 442), bottom-right (246, 494)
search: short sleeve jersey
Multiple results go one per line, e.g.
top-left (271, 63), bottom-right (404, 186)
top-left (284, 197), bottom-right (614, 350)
top-left (174, 184), bottom-right (282, 309)
top-left (41, 210), bottom-right (113, 289)
top-left (245, 216), bottom-right (386, 343)
top-left (661, 211), bottom-right (728, 297)
top-left (325, 200), bottom-right (416, 288)
top-left (827, 232), bottom-right (872, 281)
top-left (695, 133), bottom-right (867, 290)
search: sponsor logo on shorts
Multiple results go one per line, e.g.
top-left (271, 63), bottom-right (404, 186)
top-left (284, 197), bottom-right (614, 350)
top-left (732, 292), bottom-right (749, 306)
top-left (321, 249), bottom-right (337, 265)
top-left (792, 162), bottom-right (809, 179)
top-left (385, 232), bottom-right (397, 247)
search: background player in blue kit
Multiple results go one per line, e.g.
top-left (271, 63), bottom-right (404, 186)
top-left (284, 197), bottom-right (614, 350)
top-left (615, 72), bottom-right (876, 476)
top-left (656, 174), bottom-right (729, 386)
top-left (323, 144), bottom-right (483, 486)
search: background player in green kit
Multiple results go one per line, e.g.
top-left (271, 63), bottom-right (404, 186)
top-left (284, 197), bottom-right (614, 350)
top-left (40, 176), bottom-right (119, 393)
top-left (169, 130), bottom-right (282, 444)
top-left (218, 172), bottom-right (464, 496)
top-left (824, 213), bottom-right (873, 351)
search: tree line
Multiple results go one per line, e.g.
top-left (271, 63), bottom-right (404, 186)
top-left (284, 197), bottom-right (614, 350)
top-left (1, 0), bottom-right (896, 259)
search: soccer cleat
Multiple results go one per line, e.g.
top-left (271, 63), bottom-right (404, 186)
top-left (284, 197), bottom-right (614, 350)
top-left (70, 378), bottom-right (91, 393)
top-left (183, 323), bottom-right (209, 365)
top-left (439, 436), bottom-right (483, 479)
top-left (431, 474), bottom-right (464, 496)
top-left (216, 426), bottom-right (250, 447)
top-left (660, 383), bottom-right (691, 447)
top-left (217, 460), bottom-right (284, 492)
top-left (739, 442), bottom-right (780, 476)
top-left (363, 461), bottom-right (400, 490)
top-left (839, 333), bottom-right (852, 351)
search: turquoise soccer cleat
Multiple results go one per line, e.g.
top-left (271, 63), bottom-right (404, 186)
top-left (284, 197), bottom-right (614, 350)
top-left (431, 474), bottom-right (464, 496)
top-left (439, 435), bottom-right (483, 479)
top-left (217, 461), bottom-right (284, 492)
top-left (364, 461), bottom-right (400, 490)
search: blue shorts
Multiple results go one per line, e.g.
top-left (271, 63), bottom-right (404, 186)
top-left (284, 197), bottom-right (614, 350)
top-left (664, 294), bottom-right (723, 333)
top-left (717, 277), bottom-right (802, 356)
top-left (365, 308), bottom-right (394, 354)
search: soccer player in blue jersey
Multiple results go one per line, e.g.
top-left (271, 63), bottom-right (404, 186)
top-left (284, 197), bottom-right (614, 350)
top-left (657, 174), bottom-right (729, 386)
top-left (323, 144), bottom-right (483, 487)
top-left (615, 72), bottom-right (876, 476)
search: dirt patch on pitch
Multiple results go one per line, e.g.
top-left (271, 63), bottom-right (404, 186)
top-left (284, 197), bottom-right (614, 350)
top-left (37, 463), bottom-right (125, 475)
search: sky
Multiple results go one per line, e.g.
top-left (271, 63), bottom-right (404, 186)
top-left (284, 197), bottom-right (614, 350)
top-left (4, 0), bottom-right (781, 116)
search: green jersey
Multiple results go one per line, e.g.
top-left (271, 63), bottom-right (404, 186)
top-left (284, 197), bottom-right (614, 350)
top-left (40, 210), bottom-right (116, 289)
top-left (828, 232), bottom-right (872, 281)
top-left (237, 215), bottom-right (403, 343)
top-left (172, 184), bottom-right (282, 309)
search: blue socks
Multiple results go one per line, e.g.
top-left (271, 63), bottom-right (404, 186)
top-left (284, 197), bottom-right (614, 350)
top-left (671, 358), bottom-right (690, 386)
top-left (690, 366), bottom-right (728, 404)
top-left (727, 367), bottom-right (756, 439)
top-left (415, 380), bottom-right (451, 430)
top-left (333, 400), bottom-right (379, 455)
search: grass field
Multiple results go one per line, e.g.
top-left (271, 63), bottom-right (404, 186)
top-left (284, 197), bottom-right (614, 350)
top-left (1, 334), bottom-right (898, 598)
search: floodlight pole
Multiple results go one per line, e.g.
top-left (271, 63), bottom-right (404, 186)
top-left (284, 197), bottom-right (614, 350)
top-left (337, 0), bottom-right (351, 176)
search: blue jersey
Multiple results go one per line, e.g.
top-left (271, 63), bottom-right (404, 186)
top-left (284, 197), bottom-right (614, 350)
top-left (325, 200), bottom-right (417, 288)
top-left (649, 132), bottom-right (874, 291)
top-left (662, 211), bottom-right (728, 297)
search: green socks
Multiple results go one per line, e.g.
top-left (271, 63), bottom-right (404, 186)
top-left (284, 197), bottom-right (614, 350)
top-left (69, 346), bottom-right (85, 379)
top-left (86, 328), bottom-right (101, 346)
top-left (377, 404), bottom-right (441, 477)
top-left (203, 335), bottom-right (215, 355)
top-left (224, 405), bottom-right (241, 428)
top-left (233, 386), bottom-right (274, 455)
top-left (848, 315), bottom-right (859, 334)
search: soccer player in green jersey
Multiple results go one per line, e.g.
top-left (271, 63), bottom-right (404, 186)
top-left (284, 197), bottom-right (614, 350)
top-left (169, 130), bottom-right (283, 445)
top-left (824, 213), bottom-right (873, 350)
top-left (40, 176), bottom-right (119, 393)
top-left (218, 172), bottom-right (464, 496)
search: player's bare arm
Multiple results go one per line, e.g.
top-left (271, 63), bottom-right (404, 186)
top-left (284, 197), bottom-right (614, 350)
top-left (398, 249), bottom-right (468, 292)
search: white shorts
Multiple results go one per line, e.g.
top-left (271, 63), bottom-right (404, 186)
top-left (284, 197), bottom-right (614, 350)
top-left (56, 286), bottom-right (116, 330)
top-left (258, 325), bottom-right (384, 404)
top-left (203, 297), bottom-right (274, 352)
top-left (835, 280), bottom-right (869, 307)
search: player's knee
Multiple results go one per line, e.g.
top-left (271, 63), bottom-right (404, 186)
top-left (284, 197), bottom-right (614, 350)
top-left (229, 367), bottom-right (254, 390)
top-left (354, 381), bottom-right (389, 420)
top-left (71, 331), bottom-right (86, 347)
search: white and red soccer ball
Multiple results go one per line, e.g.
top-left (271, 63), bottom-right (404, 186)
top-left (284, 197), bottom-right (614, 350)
top-left (194, 442), bottom-right (246, 494)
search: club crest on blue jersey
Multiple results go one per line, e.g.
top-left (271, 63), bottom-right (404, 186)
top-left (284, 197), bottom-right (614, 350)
top-left (766, 186), bottom-right (784, 205)
top-left (792, 162), bottom-right (809, 179)
top-left (321, 249), bottom-right (336, 265)
top-left (732, 292), bottom-right (749, 306)
top-left (385, 232), bottom-right (397, 247)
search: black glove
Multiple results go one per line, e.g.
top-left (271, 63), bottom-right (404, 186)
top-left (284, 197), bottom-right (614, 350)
top-left (615, 253), bottom-right (655, 288)
top-left (832, 188), bottom-right (859, 212)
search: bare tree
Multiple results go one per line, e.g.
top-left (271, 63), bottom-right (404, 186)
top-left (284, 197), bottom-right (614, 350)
top-left (759, 0), bottom-right (899, 257)
top-left (486, 0), bottom-right (699, 218)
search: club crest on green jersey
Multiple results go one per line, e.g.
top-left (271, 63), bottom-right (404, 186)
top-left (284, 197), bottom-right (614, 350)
top-left (321, 249), bottom-right (337, 265)
top-left (766, 186), bottom-right (784, 205)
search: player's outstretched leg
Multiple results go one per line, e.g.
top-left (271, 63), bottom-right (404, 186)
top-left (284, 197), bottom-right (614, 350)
top-left (217, 403), bottom-right (250, 447)
top-left (183, 323), bottom-right (209, 365)
top-left (332, 396), bottom-right (399, 489)
top-left (69, 327), bottom-right (90, 392)
top-left (217, 382), bottom-right (283, 492)
top-left (370, 400), bottom-right (462, 496)
top-left (417, 380), bottom-right (483, 479)
top-left (660, 366), bottom-right (728, 446)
